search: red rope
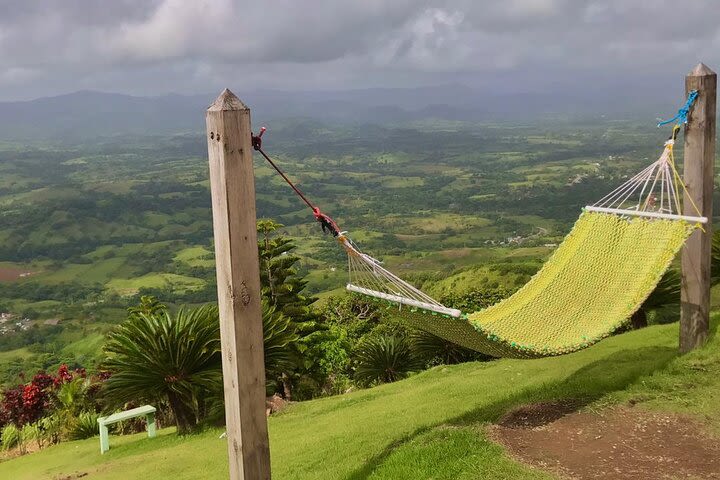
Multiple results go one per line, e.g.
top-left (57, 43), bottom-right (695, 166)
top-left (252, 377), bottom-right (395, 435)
top-left (255, 150), bottom-right (315, 210)
top-left (252, 128), bottom-right (341, 236)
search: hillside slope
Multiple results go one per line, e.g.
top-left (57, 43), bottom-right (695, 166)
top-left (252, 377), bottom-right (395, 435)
top-left (1, 319), bottom-right (718, 480)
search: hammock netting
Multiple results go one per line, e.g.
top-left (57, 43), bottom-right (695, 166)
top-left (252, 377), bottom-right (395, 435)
top-left (375, 212), bottom-right (693, 358)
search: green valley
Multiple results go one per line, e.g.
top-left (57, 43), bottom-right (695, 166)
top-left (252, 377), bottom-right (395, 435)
top-left (0, 117), bottom-right (716, 385)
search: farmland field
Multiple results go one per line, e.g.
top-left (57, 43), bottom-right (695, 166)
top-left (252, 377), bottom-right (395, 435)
top-left (0, 263), bottom-right (35, 282)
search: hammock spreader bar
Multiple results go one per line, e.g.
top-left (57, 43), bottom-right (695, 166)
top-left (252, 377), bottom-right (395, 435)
top-left (346, 284), bottom-right (461, 317)
top-left (584, 206), bottom-right (707, 224)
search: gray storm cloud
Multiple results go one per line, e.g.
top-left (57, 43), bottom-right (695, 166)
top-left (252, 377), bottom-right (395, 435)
top-left (0, 0), bottom-right (719, 100)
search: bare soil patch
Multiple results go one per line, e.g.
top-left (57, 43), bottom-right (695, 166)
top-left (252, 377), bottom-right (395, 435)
top-left (490, 402), bottom-right (720, 479)
top-left (54, 473), bottom-right (88, 480)
top-left (0, 267), bottom-right (34, 282)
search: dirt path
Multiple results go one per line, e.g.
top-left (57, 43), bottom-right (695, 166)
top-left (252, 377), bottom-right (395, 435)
top-left (490, 402), bottom-right (720, 479)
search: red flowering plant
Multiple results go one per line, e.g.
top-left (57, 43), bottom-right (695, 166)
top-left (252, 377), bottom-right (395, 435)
top-left (1, 372), bottom-right (54, 427)
top-left (54, 365), bottom-right (74, 387)
top-left (0, 364), bottom-right (107, 429)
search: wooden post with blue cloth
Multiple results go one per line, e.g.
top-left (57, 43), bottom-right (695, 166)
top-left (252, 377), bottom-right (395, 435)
top-left (680, 63), bottom-right (717, 353)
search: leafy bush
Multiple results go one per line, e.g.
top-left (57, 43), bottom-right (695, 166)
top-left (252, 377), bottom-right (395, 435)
top-left (294, 325), bottom-right (353, 400)
top-left (39, 415), bottom-right (62, 446)
top-left (52, 376), bottom-right (104, 440)
top-left (1, 424), bottom-right (20, 451)
top-left (321, 296), bottom-right (385, 340)
top-left (20, 423), bottom-right (39, 453)
top-left (1, 371), bottom-right (55, 427)
top-left (354, 335), bottom-right (422, 386)
top-left (67, 412), bottom-right (100, 440)
top-left (262, 303), bottom-right (299, 395)
top-left (0, 364), bottom-right (105, 453)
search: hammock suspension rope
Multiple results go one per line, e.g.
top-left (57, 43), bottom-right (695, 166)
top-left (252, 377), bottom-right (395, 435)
top-left (252, 128), bottom-right (457, 317)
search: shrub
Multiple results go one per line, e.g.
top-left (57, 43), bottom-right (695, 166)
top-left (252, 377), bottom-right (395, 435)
top-left (1, 371), bottom-right (55, 427)
top-left (39, 415), bottom-right (62, 446)
top-left (67, 412), bottom-right (100, 440)
top-left (20, 423), bottom-right (39, 453)
top-left (103, 304), bottom-right (223, 434)
top-left (262, 303), bottom-right (299, 395)
top-left (0, 365), bottom-right (104, 453)
top-left (354, 335), bottom-right (422, 386)
top-left (1, 424), bottom-right (20, 451)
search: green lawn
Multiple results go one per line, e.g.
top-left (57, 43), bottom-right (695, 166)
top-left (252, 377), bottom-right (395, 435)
top-left (1, 318), bottom-right (718, 480)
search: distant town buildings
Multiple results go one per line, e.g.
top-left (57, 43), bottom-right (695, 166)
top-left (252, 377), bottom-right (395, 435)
top-left (0, 312), bottom-right (31, 335)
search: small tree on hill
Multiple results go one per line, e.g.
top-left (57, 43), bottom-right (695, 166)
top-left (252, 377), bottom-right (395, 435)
top-left (257, 220), bottom-right (316, 324)
top-left (257, 220), bottom-right (322, 398)
top-left (127, 295), bottom-right (167, 317)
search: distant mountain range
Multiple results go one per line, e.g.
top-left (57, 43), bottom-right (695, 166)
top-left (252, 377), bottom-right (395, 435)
top-left (0, 85), bottom-right (677, 140)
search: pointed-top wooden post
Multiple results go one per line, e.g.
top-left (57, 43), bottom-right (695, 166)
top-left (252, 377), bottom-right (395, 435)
top-left (681, 63), bottom-right (717, 353)
top-left (206, 88), bottom-right (271, 479)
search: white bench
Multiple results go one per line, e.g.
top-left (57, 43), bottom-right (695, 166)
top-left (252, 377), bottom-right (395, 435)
top-left (97, 405), bottom-right (156, 454)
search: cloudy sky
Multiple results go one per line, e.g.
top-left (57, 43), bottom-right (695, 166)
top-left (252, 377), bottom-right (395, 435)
top-left (1, 0), bottom-right (719, 101)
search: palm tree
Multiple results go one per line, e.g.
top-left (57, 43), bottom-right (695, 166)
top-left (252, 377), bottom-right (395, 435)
top-left (354, 335), bottom-right (422, 386)
top-left (102, 304), bottom-right (222, 434)
top-left (102, 301), bottom-right (297, 433)
top-left (261, 303), bottom-right (299, 395)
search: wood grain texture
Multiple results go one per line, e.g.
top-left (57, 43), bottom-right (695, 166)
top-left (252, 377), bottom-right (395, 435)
top-left (206, 89), bottom-right (271, 479)
top-left (681, 63), bottom-right (717, 353)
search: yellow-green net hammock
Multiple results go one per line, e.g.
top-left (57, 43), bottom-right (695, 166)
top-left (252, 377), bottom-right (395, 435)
top-left (376, 212), bottom-right (693, 358)
top-left (338, 124), bottom-right (706, 359)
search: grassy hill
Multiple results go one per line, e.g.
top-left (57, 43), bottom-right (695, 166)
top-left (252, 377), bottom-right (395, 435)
top-left (2, 318), bottom-right (718, 480)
